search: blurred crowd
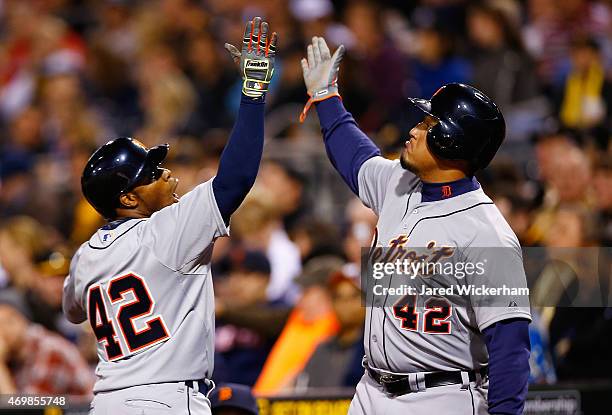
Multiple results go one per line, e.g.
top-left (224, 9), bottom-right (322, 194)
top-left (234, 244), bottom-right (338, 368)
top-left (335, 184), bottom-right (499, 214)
top-left (0, 0), bottom-right (611, 399)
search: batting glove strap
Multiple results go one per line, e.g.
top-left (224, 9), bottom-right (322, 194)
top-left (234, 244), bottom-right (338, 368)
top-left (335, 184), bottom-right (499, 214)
top-left (242, 58), bottom-right (274, 98)
top-left (299, 88), bottom-right (341, 123)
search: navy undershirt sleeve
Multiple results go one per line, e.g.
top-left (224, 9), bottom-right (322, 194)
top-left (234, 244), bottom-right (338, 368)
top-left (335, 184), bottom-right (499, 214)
top-left (212, 94), bottom-right (265, 224)
top-left (314, 97), bottom-right (381, 195)
top-left (483, 318), bottom-right (531, 415)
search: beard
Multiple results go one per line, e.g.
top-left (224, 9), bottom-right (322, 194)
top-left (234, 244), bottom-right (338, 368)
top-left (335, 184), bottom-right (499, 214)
top-left (399, 148), bottom-right (418, 174)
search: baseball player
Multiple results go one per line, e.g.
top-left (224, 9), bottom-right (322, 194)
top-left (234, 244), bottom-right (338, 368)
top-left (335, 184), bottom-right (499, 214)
top-left (300, 37), bottom-right (531, 415)
top-left (62, 17), bottom-right (277, 414)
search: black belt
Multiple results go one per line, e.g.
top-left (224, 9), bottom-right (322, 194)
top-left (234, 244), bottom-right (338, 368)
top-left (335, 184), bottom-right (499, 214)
top-left (367, 367), bottom-right (486, 395)
top-left (184, 379), bottom-right (214, 396)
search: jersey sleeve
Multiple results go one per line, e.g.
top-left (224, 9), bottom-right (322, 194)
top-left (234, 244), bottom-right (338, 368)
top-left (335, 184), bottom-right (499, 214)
top-left (62, 247), bottom-right (87, 324)
top-left (357, 157), bottom-right (399, 216)
top-left (466, 244), bottom-right (532, 331)
top-left (142, 178), bottom-right (229, 271)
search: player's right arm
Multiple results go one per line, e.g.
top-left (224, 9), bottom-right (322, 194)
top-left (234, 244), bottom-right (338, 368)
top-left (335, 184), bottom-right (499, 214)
top-left (300, 37), bottom-right (396, 215)
top-left (143, 18), bottom-right (277, 271)
top-left (62, 247), bottom-right (87, 324)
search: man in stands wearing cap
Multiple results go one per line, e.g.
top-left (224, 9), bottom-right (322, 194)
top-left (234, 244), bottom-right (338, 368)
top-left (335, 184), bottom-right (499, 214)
top-left (215, 250), bottom-right (282, 386)
top-left (209, 383), bottom-right (259, 415)
top-left (297, 269), bottom-right (366, 388)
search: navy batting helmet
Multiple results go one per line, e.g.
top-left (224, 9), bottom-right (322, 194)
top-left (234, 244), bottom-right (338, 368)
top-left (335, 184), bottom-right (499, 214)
top-left (408, 83), bottom-right (505, 170)
top-left (81, 137), bottom-right (169, 219)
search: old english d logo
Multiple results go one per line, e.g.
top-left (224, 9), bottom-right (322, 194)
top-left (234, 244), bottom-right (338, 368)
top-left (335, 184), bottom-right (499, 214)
top-left (442, 185), bottom-right (452, 198)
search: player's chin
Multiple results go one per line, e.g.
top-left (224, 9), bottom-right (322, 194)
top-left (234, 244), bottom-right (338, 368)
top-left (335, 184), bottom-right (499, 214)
top-left (399, 150), bottom-right (411, 170)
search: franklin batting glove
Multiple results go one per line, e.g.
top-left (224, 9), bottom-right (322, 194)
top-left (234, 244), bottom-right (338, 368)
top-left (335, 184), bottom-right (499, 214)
top-left (225, 17), bottom-right (278, 99)
top-left (300, 36), bottom-right (345, 122)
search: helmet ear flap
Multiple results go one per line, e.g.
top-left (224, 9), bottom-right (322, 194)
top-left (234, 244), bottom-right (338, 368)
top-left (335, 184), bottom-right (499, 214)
top-left (426, 121), bottom-right (463, 160)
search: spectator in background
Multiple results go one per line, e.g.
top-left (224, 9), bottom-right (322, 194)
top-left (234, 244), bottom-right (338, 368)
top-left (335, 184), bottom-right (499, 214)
top-left (342, 1), bottom-right (407, 130)
top-left (257, 160), bottom-right (307, 231)
top-left (0, 289), bottom-right (93, 396)
top-left (523, 0), bottom-right (611, 90)
top-left (593, 158), bottom-right (612, 245)
top-left (231, 190), bottom-right (302, 304)
top-left (343, 197), bottom-right (377, 266)
top-left (527, 136), bottom-right (593, 245)
top-left (134, 43), bottom-right (196, 145)
top-left (296, 269), bottom-right (365, 389)
top-left (253, 256), bottom-right (342, 394)
top-left (556, 36), bottom-right (611, 148)
top-left (289, 217), bottom-right (344, 262)
top-left (0, 216), bottom-right (47, 291)
top-left (25, 250), bottom-right (76, 338)
top-left (406, 20), bottom-right (471, 99)
top-left (215, 250), bottom-right (283, 386)
top-left (467, 0), bottom-right (542, 111)
top-left (209, 383), bottom-right (259, 415)
top-left (183, 33), bottom-right (236, 135)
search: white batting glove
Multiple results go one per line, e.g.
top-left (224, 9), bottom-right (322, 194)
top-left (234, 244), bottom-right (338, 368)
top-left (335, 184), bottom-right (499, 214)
top-left (300, 36), bottom-right (345, 122)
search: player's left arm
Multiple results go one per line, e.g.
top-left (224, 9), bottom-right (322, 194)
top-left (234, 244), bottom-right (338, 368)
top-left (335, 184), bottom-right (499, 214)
top-left (213, 17), bottom-right (278, 224)
top-left (482, 318), bottom-right (531, 415)
top-left (300, 37), bottom-right (381, 195)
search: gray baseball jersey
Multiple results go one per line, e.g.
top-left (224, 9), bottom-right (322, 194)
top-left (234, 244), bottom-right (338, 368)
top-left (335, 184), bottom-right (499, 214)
top-left (358, 157), bottom-right (531, 373)
top-left (63, 179), bottom-right (228, 393)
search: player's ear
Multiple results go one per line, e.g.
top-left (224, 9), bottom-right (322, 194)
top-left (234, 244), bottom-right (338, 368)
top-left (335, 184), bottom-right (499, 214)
top-left (118, 192), bottom-right (139, 209)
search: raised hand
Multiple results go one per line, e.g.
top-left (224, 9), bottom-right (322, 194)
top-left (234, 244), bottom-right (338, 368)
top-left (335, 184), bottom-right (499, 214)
top-left (225, 17), bottom-right (278, 99)
top-left (299, 36), bottom-right (345, 122)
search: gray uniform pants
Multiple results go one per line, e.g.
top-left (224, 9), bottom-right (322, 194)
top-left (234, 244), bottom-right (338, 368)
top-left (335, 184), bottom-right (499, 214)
top-left (348, 371), bottom-right (489, 415)
top-left (90, 381), bottom-right (213, 415)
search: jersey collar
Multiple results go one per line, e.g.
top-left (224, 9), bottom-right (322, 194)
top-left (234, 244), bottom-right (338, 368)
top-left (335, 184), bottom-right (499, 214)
top-left (420, 176), bottom-right (480, 202)
top-left (101, 217), bottom-right (137, 230)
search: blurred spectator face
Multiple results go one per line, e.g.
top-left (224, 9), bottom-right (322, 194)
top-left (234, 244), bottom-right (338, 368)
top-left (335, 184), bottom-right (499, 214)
top-left (42, 74), bottom-right (82, 113)
top-left (0, 305), bottom-right (28, 353)
top-left (188, 34), bottom-right (223, 81)
top-left (344, 198), bottom-right (377, 264)
top-left (331, 279), bottom-right (364, 329)
top-left (544, 208), bottom-right (586, 247)
top-left (0, 217), bottom-right (46, 289)
top-left (570, 42), bottom-right (599, 73)
top-left (297, 284), bottom-right (333, 322)
top-left (415, 29), bottom-right (448, 64)
top-left (228, 270), bottom-right (270, 307)
top-left (494, 196), bottom-right (531, 240)
top-left (594, 166), bottom-right (612, 210)
top-left (10, 107), bottom-right (44, 151)
top-left (230, 193), bottom-right (279, 246)
top-left (534, 135), bottom-right (574, 183)
top-left (257, 162), bottom-right (303, 217)
top-left (344, 2), bottom-right (381, 52)
top-left (468, 8), bottom-right (503, 49)
top-left (548, 147), bottom-right (590, 203)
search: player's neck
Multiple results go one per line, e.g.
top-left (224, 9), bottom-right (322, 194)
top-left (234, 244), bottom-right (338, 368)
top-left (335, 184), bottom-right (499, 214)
top-left (114, 208), bottom-right (153, 220)
top-left (418, 168), bottom-right (467, 184)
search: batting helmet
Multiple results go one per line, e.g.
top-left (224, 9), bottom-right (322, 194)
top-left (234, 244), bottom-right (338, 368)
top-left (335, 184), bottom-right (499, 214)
top-left (81, 137), bottom-right (169, 219)
top-left (408, 83), bottom-right (505, 170)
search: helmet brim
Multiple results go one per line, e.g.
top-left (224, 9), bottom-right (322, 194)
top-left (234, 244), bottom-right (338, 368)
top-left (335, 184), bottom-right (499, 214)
top-left (407, 97), bottom-right (435, 118)
top-left (145, 143), bottom-right (169, 167)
